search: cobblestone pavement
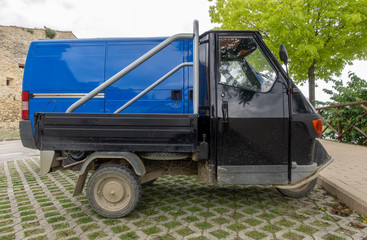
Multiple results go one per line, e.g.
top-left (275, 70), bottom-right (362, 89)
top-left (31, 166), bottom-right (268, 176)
top-left (318, 140), bottom-right (367, 217)
top-left (0, 158), bottom-right (366, 240)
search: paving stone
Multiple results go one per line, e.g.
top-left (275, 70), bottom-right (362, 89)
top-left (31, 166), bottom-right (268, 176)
top-left (0, 158), bottom-right (365, 239)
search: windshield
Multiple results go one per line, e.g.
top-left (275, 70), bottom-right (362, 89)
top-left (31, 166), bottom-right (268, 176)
top-left (219, 37), bottom-right (277, 92)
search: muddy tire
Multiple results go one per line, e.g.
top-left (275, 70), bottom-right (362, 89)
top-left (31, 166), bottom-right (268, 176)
top-left (86, 164), bottom-right (141, 218)
top-left (276, 178), bottom-right (317, 198)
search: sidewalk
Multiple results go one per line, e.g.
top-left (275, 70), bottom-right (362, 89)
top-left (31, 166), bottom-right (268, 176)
top-left (318, 139), bottom-right (367, 217)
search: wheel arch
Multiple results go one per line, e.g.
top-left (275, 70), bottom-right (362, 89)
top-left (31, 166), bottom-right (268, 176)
top-left (80, 152), bottom-right (146, 176)
top-left (73, 152), bottom-right (146, 196)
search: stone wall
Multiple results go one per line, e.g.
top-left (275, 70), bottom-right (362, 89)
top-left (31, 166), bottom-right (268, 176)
top-left (0, 25), bottom-right (76, 131)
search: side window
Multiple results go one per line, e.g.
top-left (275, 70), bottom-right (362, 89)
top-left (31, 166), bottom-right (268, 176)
top-left (219, 37), bottom-right (277, 92)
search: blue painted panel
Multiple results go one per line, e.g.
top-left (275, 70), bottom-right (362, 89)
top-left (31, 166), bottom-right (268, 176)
top-left (187, 68), bottom-right (194, 114)
top-left (105, 89), bottom-right (183, 113)
top-left (24, 41), bottom-right (107, 127)
top-left (24, 41), bottom-right (106, 92)
top-left (105, 39), bottom-right (192, 114)
top-left (185, 40), bottom-right (194, 114)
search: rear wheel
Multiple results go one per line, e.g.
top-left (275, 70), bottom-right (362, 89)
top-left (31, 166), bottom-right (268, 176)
top-left (276, 178), bottom-right (317, 198)
top-left (86, 164), bottom-right (141, 218)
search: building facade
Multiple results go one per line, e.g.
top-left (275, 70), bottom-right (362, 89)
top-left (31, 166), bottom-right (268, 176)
top-left (0, 25), bottom-right (76, 131)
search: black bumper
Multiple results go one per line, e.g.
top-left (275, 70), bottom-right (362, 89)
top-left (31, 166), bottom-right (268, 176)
top-left (19, 120), bottom-right (37, 149)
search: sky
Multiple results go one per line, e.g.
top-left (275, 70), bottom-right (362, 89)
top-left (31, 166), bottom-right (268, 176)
top-left (0, 0), bottom-right (216, 38)
top-left (0, 0), bottom-right (366, 102)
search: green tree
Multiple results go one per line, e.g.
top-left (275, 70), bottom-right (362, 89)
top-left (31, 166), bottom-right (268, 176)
top-left (45, 28), bottom-right (56, 39)
top-left (209, 0), bottom-right (367, 105)
top-left (319, 72), bottom-right (367, 145)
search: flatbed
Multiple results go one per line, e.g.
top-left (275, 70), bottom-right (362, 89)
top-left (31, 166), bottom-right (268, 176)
top-left (34, 113), bottom-right (197, 152)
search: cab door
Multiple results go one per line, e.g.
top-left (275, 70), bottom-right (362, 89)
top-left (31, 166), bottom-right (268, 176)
top-left (215, 33), bottom-right (289, 185)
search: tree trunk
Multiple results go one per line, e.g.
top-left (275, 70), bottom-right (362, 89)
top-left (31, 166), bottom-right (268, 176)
top-left (308, 59), bottom-right (316, 106)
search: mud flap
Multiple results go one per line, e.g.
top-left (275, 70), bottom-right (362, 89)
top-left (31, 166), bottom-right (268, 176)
top-left (40, 151), bottom-right (56, 176)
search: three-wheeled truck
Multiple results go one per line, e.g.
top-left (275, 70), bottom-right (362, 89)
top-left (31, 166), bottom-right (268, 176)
top-left (20, 21), bottom-right (333, 218)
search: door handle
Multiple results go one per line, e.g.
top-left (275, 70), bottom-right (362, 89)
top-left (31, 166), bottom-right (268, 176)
top-left (222, 101), bottom-right (228, 123)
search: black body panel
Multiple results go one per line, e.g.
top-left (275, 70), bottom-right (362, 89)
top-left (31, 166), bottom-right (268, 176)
top-left (196, 32), bottom-right (217, 184)
top-left (216, 83), bottom-right (287, 166)
top-left (290, 89), bottom-right (321, 166)
top-left (204, 31), bottom-right (289, 185)
top-left (290, 120), bottom-right (315, 166)
top-left (34, 113), bottom-right (198, 152)
top-left (211, 31), bottom-right (288, 166)
top-left (313, 140), bottom-right (330, 166)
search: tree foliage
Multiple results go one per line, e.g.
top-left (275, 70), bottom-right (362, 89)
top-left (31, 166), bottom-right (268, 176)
top-left (209, 0), bottom-right (367, 104)
top-left (45, 28), bottom-right (56, 39)
top-left (318, 72), bottom-right (367, 145)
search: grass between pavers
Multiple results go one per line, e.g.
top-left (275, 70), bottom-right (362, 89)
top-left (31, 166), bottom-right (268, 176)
top-left (24, 228), bottom-right (45, 237)
top-left (0, 158), bottom-right (366, 240)
top-left (0, 234), bottom-right (15, 240)
top-left (0, 130), bottom-right (19, 140)
top-left (282, 231), bottom-right (304, 240)
top-left (56, 229), bottom-right (76, 238)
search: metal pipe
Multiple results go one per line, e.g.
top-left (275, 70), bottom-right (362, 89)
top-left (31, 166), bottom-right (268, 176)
top-left (66, 33), bottom-right (194, 113)
top-left (193, 20), bottom-right (199, 115)
top-left (114, 62), bottom-right (193, 113)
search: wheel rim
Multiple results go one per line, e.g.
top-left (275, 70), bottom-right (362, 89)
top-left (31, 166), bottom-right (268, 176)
top-left (94, 176), bottom-right (131, 212)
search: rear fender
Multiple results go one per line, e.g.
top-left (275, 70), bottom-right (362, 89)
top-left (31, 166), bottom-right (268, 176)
top-left (73, 152), bottom-right (146, 196)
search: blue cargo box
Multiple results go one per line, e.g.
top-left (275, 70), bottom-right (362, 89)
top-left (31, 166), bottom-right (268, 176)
top-left (23, 38), bottom-right (194, 126)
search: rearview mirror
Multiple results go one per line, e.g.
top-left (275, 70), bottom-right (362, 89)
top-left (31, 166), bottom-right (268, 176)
top-left (279, 44), bottom-right (288, 64)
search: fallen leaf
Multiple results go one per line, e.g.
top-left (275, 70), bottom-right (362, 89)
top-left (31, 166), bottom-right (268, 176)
top-left (331, 202), bottom-right (353, 217)
top-left (349, 222), bottom-right (365, 229)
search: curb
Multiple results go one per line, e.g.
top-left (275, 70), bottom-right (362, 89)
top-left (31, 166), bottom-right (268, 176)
top-left (318, 174), bottom-right (367, 217)
top-left (1, 138), bottom-right (21, 142)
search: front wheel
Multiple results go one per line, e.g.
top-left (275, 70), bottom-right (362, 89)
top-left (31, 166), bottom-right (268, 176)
top-left (276, 178), bottom-right (317, 198)
top-left (86, 164), bottom-right (141, 218)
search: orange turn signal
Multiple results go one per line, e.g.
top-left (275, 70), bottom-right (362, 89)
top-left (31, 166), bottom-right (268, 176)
top-left (312, 119), bottom-right (323, 135)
